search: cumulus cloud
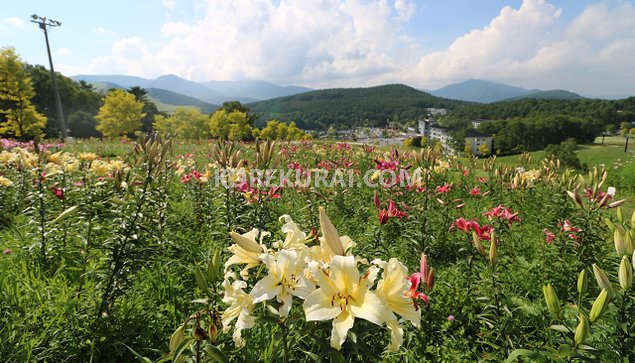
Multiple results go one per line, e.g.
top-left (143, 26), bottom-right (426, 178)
top-left (81, 0), bottom-right (418, 87)
top-left (72, 0), bottom-right (635, 97)
top-left (406, 0), bottom-right (635, 96)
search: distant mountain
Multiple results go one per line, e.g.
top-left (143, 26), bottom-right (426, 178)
top-left (202, 80), bottom-right (313, 101)
top-left (248, 84), bottom-right (465, 129)
top-left (146, 88), bottom-right (218, 114)
top-left (71, 74), bottom-right (312, 105)
top-left (431, 79), bottom-right (535, 103)
top-left (501, 89), bottom-right (583, 101)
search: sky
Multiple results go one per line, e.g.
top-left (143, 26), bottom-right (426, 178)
top-left (1, 0), bottom-right (635, 98)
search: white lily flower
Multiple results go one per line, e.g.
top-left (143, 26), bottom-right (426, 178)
top-left (250, 249), bottom-right (315, 317)
top-left (221, 274), bottom-right (255, 347)
top-left (225, 228), bottom-right (266, 278)
top-left (303, 255), bottom-right (385, 350)
top-left (274, 215), bottom-right (308, 251)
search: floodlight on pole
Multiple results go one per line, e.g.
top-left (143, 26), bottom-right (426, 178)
top-left (30, 14), bottom-right (67, 141)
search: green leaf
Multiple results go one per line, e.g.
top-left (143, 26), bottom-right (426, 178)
top-left (550, 324), bottom-right (571, 333)
top-left (122, 343), bottom-right (153, 363)
top-left (52, 205), bottom-right (79, 223)
top-left (172, 336), bottom-right (193, 362)
top-left (195, 265), bottom-right (208, 292)
top-left (203, 345), bottom-right (229, 363)
top-left (505, 349), bottom-right (536, 363)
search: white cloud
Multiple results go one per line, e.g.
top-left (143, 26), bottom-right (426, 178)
top-left (406, 0), bottom-right (635, 96)
top-left (81, 0), bottom-right (418, 87)
top-left (56, 48), bottom-right (72, 56)
top-left (74, 0), bottom-right (635, 97)
top-left (163, 0), bottom-right (177, 10)
top-left (4, 17), bottom-right (26, 29)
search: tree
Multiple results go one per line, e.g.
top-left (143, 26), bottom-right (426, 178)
top-left (545, 138), bottom-right (582, 169)
top-left (209, 109), bottom-right (252, 141)
top-left (217, 101), bottom-right (258, 126)
top-left (96, 89), bottom-right (145, 138)
top-left (67, 111), bottom-right (100, 138)
top-left (27, 64), bottom-right (101, 137)
top-left (0, 48), bottom-right (47, 139)
top-left (154, 107), bottom-right (209, 139)
top-left (128, 86), bottom-right (161, 133)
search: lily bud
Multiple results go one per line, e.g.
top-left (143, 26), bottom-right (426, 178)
top-left (577, 269), bottom-right (588, 296)
top-left (543, 284), bottom-right (560, 318)
top-left (631, 210), bottom-right (635, 228)
top-left (608, 199), bottom-right (626, 208)
top-left (624, 230), bottom-right (634, 256)
top-left (589, 289), bottom-right (609, 323)
top-left (373, 190), bottom-right (381, 209)
top-left (614, 230), bottom-right (625, 256)
top-left (592, 264), bottom-right (613, 296)
top-left (208, 249), bottom-right (221, 284)
top-left (229, 230), bottom-right (264, 254)
top-left (574, 313), bottom-right (590, 347)
top-left (426, 268), bottom-right (435, 292)
top-left (619, 256), bottom-right (633, 291)
top-left (208, 323), bottom-right (218, 344)
top-left (420, 254), bottom-right (429, 284)
top-left (567, 190), bottom-right (583, 207)
top-left (617, 207), bottom-right (623, 223)
top-left (605, 218), bottom-right (615, 233)
top-left (319, 207), bottom-right (345, 256)
top-left (472, 231), bottom-right (485, 257)
top-left (195, 265), bottom-right (208, 292)
top-left (489, 231), bottom-right (497, 269)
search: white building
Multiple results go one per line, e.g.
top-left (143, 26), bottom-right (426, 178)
top-left (465, 129), bottom-right (493, 156)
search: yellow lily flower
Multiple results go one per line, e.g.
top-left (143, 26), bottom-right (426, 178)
top-left (274, 215), bottom-right (308, 250)
top-left (251, 249), bottom-right (315, 317)
top-left (225, 229), bottom-right (266, 278)
top-left (221, 273), bottom-right (255, 347)
top-left (303, 255), bottom-right (384, 350)
top-left (309, 208), bottom-right (355, 264)
top-left (373, 258), bottom-right (421, 351)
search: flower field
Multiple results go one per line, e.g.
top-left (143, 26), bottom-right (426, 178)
top-left (1, 136), bottom-right (634, 362)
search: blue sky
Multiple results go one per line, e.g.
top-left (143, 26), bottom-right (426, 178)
top-left (1, 0), bottom-right (634, 97)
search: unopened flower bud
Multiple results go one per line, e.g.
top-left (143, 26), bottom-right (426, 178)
top-left (426, 268), bottom-right (435, 292)
top-left (208, 323), bottom-right (218, 344)
top-left (567, 190), bottom-right (583, 207)
top-left (577, 269), bottom-right (588, 296)
top-left (194, 326), bottom-right (208, 341)
top-left (589, 289), bottom-right (609, 323)
top-left (592, 264), bottom-right (613, 296)
top-left (489, 231), bottom-right (497, 269)
top-left (614, 230), bottom-right (625, 256)
top-left (472, 231), bottom-right (485, 257)
top-left (574, 313), bottom-right (590, 347)
top-left (619, 256), bottom-right (633, 291)
top-left (543, 284), bottom-right (560, 318)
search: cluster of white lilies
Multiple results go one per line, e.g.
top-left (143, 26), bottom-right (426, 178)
top-left (221, 207), bottom-right (428, 351)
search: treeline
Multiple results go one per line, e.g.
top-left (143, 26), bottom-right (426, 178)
top-left (248, 84), bottom-right (464, 130)
top-left (446, 97), bottom-right (635, 129)
top-left (0, 48), bottom-right (307, 141)
top-left (478, 115), bottom-right (602, 154)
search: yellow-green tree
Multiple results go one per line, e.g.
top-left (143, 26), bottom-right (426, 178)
top-left (209, 109), bottom-right (252, 141)
top-left (0, 48), bottom-right (46, 139)
top-left (154, 107), bottom-right (209, 139)
top-left (258, 119), bottom-right (307, 140)
top-left (478, 143), bottom-right (490, 156)
top-left (96, 89), bottom-right (145, 138)
top-left (286, 121), bottom-right (304, 140)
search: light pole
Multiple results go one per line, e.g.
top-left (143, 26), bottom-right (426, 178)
top-left (30, 14), bottom-right (67, 141)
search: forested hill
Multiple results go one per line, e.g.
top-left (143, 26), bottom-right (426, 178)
top-left (248, 84), bottom-right (466, 129)
top-left (444, 96), bottom-right (635, 128)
